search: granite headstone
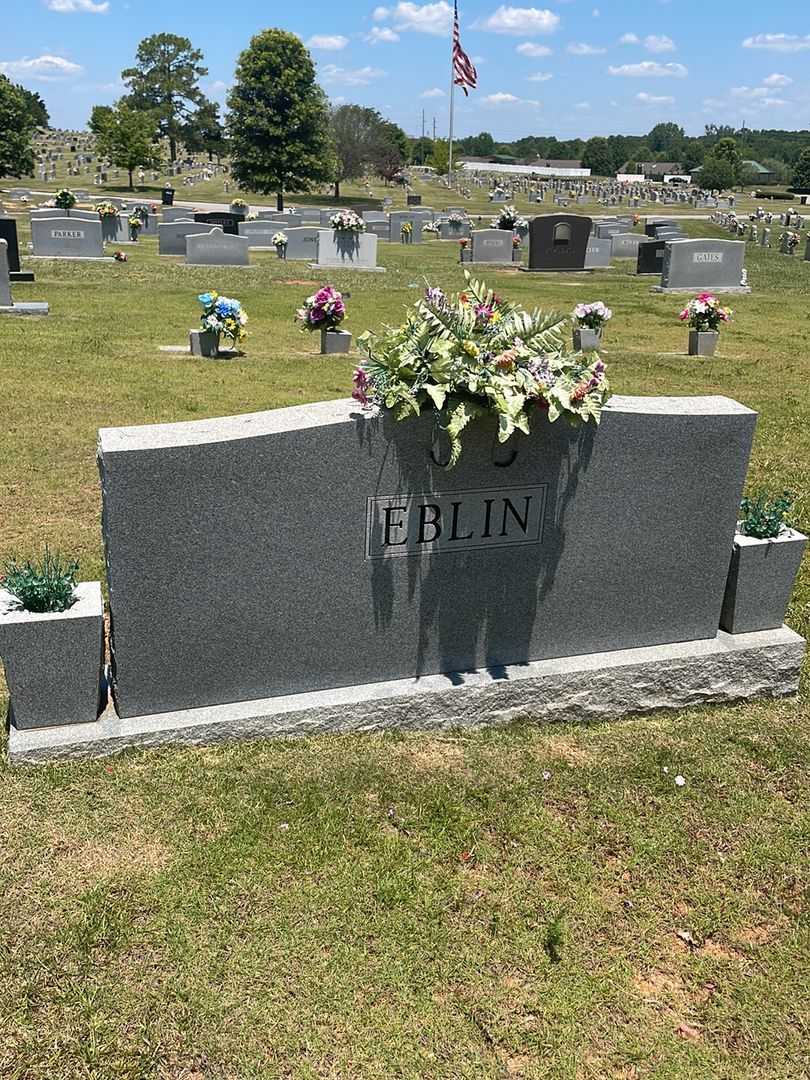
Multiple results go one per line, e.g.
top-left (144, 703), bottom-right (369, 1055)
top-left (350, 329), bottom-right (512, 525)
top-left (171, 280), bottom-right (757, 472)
top-left (523, 214), bottom-right (591, 272)
top-left (31, 216), bottom-right (104, 258)
top-left (185, 228), bottom-right (250, 266)
top-left (655, 239), bottom-right (749, 293)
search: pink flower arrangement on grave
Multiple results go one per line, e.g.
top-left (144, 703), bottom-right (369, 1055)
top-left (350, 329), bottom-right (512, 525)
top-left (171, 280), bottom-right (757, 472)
top-left (678, 293), bottom-right (732, 332)
top-left (296, 286), bottom-right (346, 332)
top-left (573, 301), bottom-right (613, 330)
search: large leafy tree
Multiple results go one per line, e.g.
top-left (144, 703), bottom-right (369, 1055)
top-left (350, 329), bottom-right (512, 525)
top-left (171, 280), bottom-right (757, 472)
top-left (373, 120), bottom-right (408, 183)
top-left (697, 154), bottom-right (736, 192)
top-left (330, 104), bottom-right (383, 197)
top-left (121, 33), bottom-right (209, 161)
top-left (712, 137), bottom-right (741, 182)
top-left (0, 75), bottom-right (38, 179)
top-left (791, 147), bottom-right (810, 190)
top-left (93, 102), bottom-right (163, 189)
top-left (646, 122), bottom-right (685, 157)
top-left (428, 138), bottom-right (449, 175)
top-left (182, 100), bottom-right (227, 160)
top-left (581, 136), bottom-right (613, 177)
top-left (227, 30), bottom-right (332, 210)
top-left (19, 88), bottom-right (49, 129)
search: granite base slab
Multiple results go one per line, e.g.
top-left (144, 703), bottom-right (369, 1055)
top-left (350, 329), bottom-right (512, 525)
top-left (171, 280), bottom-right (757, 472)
top-left (158, 344), bottom-right (240, 360)
top-left (29, 255), bottom-right (114, 262)
top-left (0, 303), bottom-right (49, 316)
top-left (308, 263), bottom-right (385, 273)
top-left (519, 267), bottom-right (594, 273)
top-left (651, 285), bottom-right (752, 294)
top-left (7, 626), bottom-right (804, 765)
top-left (10, 271), bottom-right (35, 283)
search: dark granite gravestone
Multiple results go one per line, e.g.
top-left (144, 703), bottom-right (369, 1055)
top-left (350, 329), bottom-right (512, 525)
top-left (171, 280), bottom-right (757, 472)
top-left (523, 214), bottom-right (591, 272)
top-left (636, 239), bottom-right (667, 275)
top-left (0, 217), bottom-right (34, 282)
top-left (193, 212), bottom-right (240, 235)
top-left (97, 395), bottom-right (758, 720)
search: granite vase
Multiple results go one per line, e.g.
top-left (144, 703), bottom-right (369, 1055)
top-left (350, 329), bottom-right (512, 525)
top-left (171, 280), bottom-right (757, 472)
top-left (0, 582), bottom-right (105, 730)
top-left (720, 528), bottom-right (807, 634)
top-left (190, 329), bottom-right (221, 358)
top-left (688, 330), bottom-right (719, 357)
top-left (573, 327), bottom-right (602, 351)
top-left (320, 328), bottom-right (352, 355)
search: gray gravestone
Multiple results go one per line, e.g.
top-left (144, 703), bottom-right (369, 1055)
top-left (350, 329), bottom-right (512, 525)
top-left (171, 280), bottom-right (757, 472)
top-left (655, 239), bottom-right (749, 293)
top-left (439, 222), bottom-right (471, 240)
top-left (238, 221), bottom-right (286, 247)
top-left (0, 240), bottom-right (48, 315)
top-left (315, 230), bottom-right (382, 271)
top-left (98, 395), bottom-right (756, 720)
top-left (636, 239), bottom-right (667, 275)
top-left (584, 238), bottom-right (611, 268)
top-left (158, 220), bottom-right (203, 255)
top-left (524, 214), bottom-right (591, 272)
top-left (467, 228), bottom-right (513, 264)
top-left (610, 233), bottom-right (645, 259)
top-left (185, 228), bottom-right (250, 266)
top-left (389, 212), bottom-right (423, 244)
top-left (162, 206), bottom-right (195, 224)
top-left (30, 208), bottom-right (98, 222)
top-left (0, 217), bottom-right (33, 281)
top-left (283, 227), bottom-right (321, 260)
top-left (31, 216), bottom-right (104, 258)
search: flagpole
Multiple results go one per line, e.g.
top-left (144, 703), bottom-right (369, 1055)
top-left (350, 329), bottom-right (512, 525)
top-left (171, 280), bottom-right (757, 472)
top-left (448, 2), bottom-right (456, 178)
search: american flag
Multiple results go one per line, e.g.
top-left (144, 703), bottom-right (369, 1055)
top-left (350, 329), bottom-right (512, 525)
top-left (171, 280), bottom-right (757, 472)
top-left (452, 1), bottom-right (477, 96)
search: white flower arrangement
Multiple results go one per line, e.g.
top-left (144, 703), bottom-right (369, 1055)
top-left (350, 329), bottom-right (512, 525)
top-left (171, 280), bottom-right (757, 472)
top-left (272, 231), bottom-right (288, 248)
top-left (573, 301), bottom-right (613, 330)
top-left (329, 209), bottom-right (366, 233)
top-left (423, 220), bottom-right (440, 234)
top-left (447, 212), bottom-right (466, 225)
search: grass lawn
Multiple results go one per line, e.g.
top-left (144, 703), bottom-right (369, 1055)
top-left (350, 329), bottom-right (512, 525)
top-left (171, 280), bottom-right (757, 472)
top-left (0, 212), bottom-right (808, 1078)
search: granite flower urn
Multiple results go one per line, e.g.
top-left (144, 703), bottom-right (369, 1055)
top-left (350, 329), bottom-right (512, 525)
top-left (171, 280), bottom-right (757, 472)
top-left (688, 330), bottom-right (719, 357)
top-left (573, 328), bottom-right (602, 351)
top-left (0, 582), bottom-right (105, 730)
top-left (321, 328), bottom-right (352, 355)
top-left (720, 528), bottom-right (807, 634)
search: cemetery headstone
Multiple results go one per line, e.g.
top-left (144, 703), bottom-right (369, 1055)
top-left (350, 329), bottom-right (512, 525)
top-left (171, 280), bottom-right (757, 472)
top-left (654, 239), bottom-right (750, 293)
top-left (389, 212), bottom-right (423, 244)
top-left (315, 230), bottom-right (383, 272)
top-left (31, 216), bottom-right (105, 259)
top-left (283, 227), bottom-right (321, 260)
top-left (158, 220), bottom-right (204, 256)
top-left (610, 233), bottom-right (645, 259)
top-left (583, 238), bottom-right (612, 269)
top-left (193, 212), bottom-right (241, 236)
top-left (0, 240), bottom-right (48, 315)
top-left (523, 214), bottom-right (591, 272)
top-left (0, 217), bottom-right (34, 282)
top-left (465, 228), bottom-right (514, 264)
top-left (636, 239), bottom-right (667, 276)
top-left (185, 228), bottom-right (250, 267)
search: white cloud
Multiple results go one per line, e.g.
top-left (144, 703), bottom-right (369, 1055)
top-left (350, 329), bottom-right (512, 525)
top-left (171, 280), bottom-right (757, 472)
top-left (608, 61), bottom-right (688, 77)
top-left (374, 1), bottom-right (452, 36)
top-left (365, 26), bottom-right (400, 43)
top-left (526, 71), bottom-right (552, 81)
top-left (567, 42), bottom-right (606, 55)
top-left (574, 101), bottom-right (591, 110)
top-left (636, 91), bottom-right (675, 105)
top-left (592, 8), bottom-right (600, 16)
top-left (731, 85), bottom-right (769, 98)
top-left (763, 72), bottom-right (792, 86)
top-left (420, 86), bottom-right (445, 97)
top-left (483, 91), bottom-right (540, 105)
top-left (644, 34), bottom-right (675, 53)
top-left (516, 41), bottom-right (552, 56)
top-left (619, 32), bottom-right (639, 45)
top-left (742, 33), bottom-right (810, 52)
top-left (320, 64), bottom-right (385, 85)
top-left (209, 80), bottom-right (228, 93)
top-left (306, 35), bottom-right (349, 50)
top-left (0, 54), bottom-right (83, 80)
top-left (46, 0), bottom-right (109, 11)
top-left (477, 6), bottom-right (560, 36)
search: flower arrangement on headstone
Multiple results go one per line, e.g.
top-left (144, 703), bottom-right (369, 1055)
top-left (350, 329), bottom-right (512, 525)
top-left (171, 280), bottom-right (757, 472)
top-left (0, 547), bottom-right (104, 731)
top-left (423, 220), bottom-right (440, 237)
top-left (779, 231), bottom-right (800, 255)
top-left (296, 285), bottom-right (351, 355)
top-left (401, 221), bottom-right (413, 244)
top-left (512, 234), bottom-right (522, 262)
top-left (447, 211), bottom-right (466, 226)
top-left (720, 490), bottom-right (807, 635)
top-left (113, 251), bottom-right (128, 262)
top-left (572, 301), bottom-right (612, 352)
top-left (54, 188), bottom-right (76, 212)
top-left (193, 290), bottom-right (248, 358)
top-left (492, 204), bottom-right (528, 233)
top-left (128, 215), bottom-right (142, 241)
top-left (678, 293), bottom-right (732, 357)
top-left (352, 271), bottom-right (611, 468)
top-left (230, 198), bottom-right (248, 217)
top-left (458, 237), bottom-right (469, 262)
top-left (272, 231), bottom-right (288, 259)
top-left (329, 210), bottom-right (366, 234)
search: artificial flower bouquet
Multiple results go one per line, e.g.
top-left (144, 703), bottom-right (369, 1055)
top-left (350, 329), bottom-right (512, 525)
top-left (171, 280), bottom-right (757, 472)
top-left (55, 188), bottom-right (76, 211)
top-left (493, 204), bottom-right (528, 231)
top-left (198, 291), bottom-right (248, 345)
top-left (572, 301), bottom-right (613, 331)
top-left (329, 210), bottom-right (365, 233)
top-left (678, 293), bottom-right (732, 332)
top-left (352, 271), bottom-right (611, 467)
top-left (272, 231), bottom-right (288, 256)
top-left (295, 285), bottom-right (346, 332)
top-left (96, 202), bottom-right (120, 219)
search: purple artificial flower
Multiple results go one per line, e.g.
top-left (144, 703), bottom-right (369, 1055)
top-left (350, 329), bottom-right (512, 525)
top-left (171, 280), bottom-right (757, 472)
top-left (352, 367), bottom-right (372, 406)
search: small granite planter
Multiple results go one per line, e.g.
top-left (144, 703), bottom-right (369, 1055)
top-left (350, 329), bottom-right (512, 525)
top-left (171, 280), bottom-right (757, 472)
top-left (688, 330), bottom-right (719, 357)
top-left (720, 528), bottom-right (807, 634)
top-left (0, 582), bottom-right (105, 730)
top-left (189, 329), bottom-right (220, 358)
top-left (573, 327), bottom-right (602, 351)
top-left (230, 204), bottom-right (248, 218)
top-left (320, 328), bottom-right (352, 355)
top-left (275, 246), bottom-right (287, 260)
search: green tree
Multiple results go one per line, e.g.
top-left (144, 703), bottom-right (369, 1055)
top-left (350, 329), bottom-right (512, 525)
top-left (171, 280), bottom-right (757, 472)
top-left (791, 147), bottom-right (810, 189)
top-left (88, 104), bottom-right (114, 136)
top-left (373, 120), bottom-right (408, 183)
top-left (428, 138), bottom-right (449, 175)
top-left (94, 102), bottom-right (162, 189)
top-left (409, 136), bottom-right (433, 165)
top-left (330, 104), bottom-right (383, 197)
top-left (581, 136), bottom-right (613, 177)
top-left (121, 33), bottom-right (208, 161)
top-left (712, 137), bottom-right (741, 181)
top-left (697, 154), bottom-right (736, 192)
top-left (182, 100), bottom-right (226, 160)
top-left (646, 122), bottom-right (685, 157)
top-left (227, 29), bottom-right (332, 211)
top-left (0, 75), bottom-right (38, 179)
top-left (19, 88), bottom-right (49, 128)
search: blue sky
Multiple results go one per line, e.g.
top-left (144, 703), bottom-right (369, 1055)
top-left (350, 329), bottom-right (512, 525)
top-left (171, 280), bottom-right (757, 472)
top-left (2, 0), bottom-right (809, 141)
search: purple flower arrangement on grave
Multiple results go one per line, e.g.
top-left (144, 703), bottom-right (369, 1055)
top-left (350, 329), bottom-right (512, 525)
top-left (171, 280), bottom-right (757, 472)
top-left (296, 286), bottom-right (346, 332)
top-left (573, 301), bottom-right (613, 330)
